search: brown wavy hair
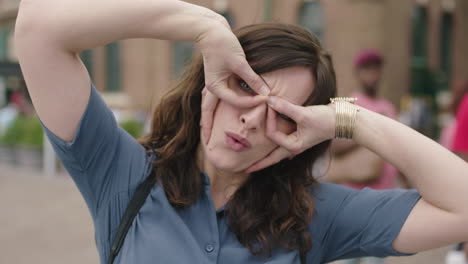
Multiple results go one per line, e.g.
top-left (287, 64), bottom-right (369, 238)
top-left (140, 23), bottom-right (337, 259)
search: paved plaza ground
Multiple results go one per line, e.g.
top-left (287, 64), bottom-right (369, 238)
top-left (0, 165), bottom-right (452, 264)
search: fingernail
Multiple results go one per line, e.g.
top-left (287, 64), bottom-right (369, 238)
top-left (260, 85), bottom-right (270, 96)
top-left (268, 96), bottom-right (277, 106)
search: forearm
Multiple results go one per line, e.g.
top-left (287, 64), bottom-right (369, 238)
top-left (16, 0), bottom-right (225, 53)
top-left (353, 106), bottom-right (468, 215)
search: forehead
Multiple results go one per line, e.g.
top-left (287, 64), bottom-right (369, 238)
top-left (261, 66), bottom-right (315, 105)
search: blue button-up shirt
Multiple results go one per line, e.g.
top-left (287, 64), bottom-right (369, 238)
top-left (41, 84), bottom-right (421, 263)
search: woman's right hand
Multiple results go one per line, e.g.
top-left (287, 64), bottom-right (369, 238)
top-left (196, 19), bottom-right (270, 144)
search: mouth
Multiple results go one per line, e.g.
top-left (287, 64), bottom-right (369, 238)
top-left (225, 132), bottom-right (252, 152)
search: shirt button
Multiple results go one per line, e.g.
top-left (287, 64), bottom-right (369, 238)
top-left (205, 244), bottom-right (214, 253)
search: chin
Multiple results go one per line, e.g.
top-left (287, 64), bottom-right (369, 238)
top-left (204, 146), bottom-right (249, 173)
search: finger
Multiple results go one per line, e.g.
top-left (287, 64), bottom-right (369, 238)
top-left (201, 89), bottom-right (218, 143)
top-left (206, 82), bottom-right (267, 108)
top-left (245, 147), bottom-right (292, 173)
top-left (266, 107), bottom-right (300, 153)
top-left (266, 107), bottom-right (278, 137)
top-left (267, 96), bottom-right (305, 123)
top-left (232, 59), bottom-right (270, 96)
top-left (200, 88), bottom-right (219, 144)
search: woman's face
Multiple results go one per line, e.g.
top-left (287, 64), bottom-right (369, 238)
top-left (202, 66), bottom-right (316, 172)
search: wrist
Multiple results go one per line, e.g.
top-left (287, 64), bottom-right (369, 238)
top-left (352, 106), bottom-right (376, 146)
top-left (329, 98), bottom-right (360, 140)
top-left (325, 103), bottom-right (337, 140)
top-left (162, 2), bottom-right (228, 45)
top-left (194, 13), bottom-right (233, 52)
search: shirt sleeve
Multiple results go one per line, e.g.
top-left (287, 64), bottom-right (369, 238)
top-left (39, 83), bottom-right (150, 219)
top-left (320, 184), bottom-right (421, 262)
top-left (453, 95), bottom-right (468, 153)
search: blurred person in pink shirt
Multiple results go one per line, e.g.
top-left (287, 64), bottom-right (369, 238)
top-left (440, 81), bottom-right (468, 264)
top-left (440, 81), bottom-right (468, 150)
top-left (327, 50), bottom-right (400, 264)
top-left (453, 81), bottom-right (468, 261)
top-left (328, 50), bottom-right (398, 191)
top-left (452, 84), bottom-right (468, 161)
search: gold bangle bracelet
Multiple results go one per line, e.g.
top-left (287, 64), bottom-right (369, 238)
top-left (330, 97), bottom-right (359, 139)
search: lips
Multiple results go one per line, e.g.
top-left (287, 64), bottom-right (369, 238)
top-left (225, 132), bottom-right (252, 152)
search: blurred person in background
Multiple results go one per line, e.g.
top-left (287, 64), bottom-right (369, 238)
top-left (326, 50), bottom-right (399, 264)
top-left (440, 80), bottom-right (468, 150)
top-left (0, 85), bottom-right (33, 135)
top-left (442, 80), bottom-right (468, 264)
top-left (453, 80), bottom-right (468, 157)
top-left (327, 50), bottom-right (398, 191)
top-left (456, 89), bottom-right (468, 262)
top-left (450, 80), bottom-right (468, 162)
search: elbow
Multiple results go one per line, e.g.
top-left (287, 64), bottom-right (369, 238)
top-left (16, 1), bottom-right (49, 36)
top-left (15, 1), bottom-right (68, 50)
top-left (15, 15), bottom-right (51, 63)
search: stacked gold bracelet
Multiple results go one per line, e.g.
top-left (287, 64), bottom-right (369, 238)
top-left (330, 97), bottom-right (359, 139)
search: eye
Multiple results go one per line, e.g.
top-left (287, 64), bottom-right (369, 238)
top-left (238, 80), bottom-right (255, 95)
top-left (276, 111), bottom-right (295, 123)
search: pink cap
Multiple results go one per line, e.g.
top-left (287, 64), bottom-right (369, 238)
top-left (354, 50), bottom-right (384, 68)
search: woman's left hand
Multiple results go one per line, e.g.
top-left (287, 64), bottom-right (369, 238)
top-left (245, 96), bottom-right (336, 173)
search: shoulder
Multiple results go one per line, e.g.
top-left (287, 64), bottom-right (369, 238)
top-left (306, 183), bottom-right (356, 250)
top-left (310, 183), bottom-right (352, 203)
top-left (309, 183), bottom-right (420, 223)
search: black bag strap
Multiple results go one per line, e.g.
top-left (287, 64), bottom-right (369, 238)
top-left (300, 250), bottom-right (307, 264)
top-left (106, 174), bottom-right (308, 264)
top-left (107, 175), bottom-right (155, 264)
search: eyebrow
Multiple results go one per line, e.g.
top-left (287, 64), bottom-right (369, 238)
top-left (262, 76), bottom-right (304, 107)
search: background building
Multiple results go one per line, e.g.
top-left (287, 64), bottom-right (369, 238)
top-left (0, 0), bottom-right (467, 111)
top-left (0, 0), bottom-right (467, 127)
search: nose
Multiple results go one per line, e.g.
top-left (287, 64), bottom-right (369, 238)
top-left (239, 104), bottom-right (267, 131)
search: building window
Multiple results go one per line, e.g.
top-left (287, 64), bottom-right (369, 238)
top-left (172, 41), bottom-right (194, 78)
top-left (298, 0), bottom-right (323, 41)
top-left (412, 6), bottom-right (428, 59)
top-left (0, 28), bottom-right (8, 106)
top-left (221, 11), bottom-right (235, 27)
top-left (264, 0), bottom-right (273, 21)
top-left (410, 5), bottom-right (432, 96)
top-left (172, 12), bottom-right (234, 77)
top-left (0, 29), bottom-right (8, 60)
top-left (439, 11), bottom-right (453, 86)
top-left (106, 42), bottom-right (121, 92)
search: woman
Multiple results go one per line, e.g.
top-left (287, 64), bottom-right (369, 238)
top-left (15, 0), bottom-right (468, 264)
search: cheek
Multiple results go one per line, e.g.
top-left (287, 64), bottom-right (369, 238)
top-left (210, 102), bottom-right (236, 134)
top-left (205, 101), bottom-right (238, 152)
